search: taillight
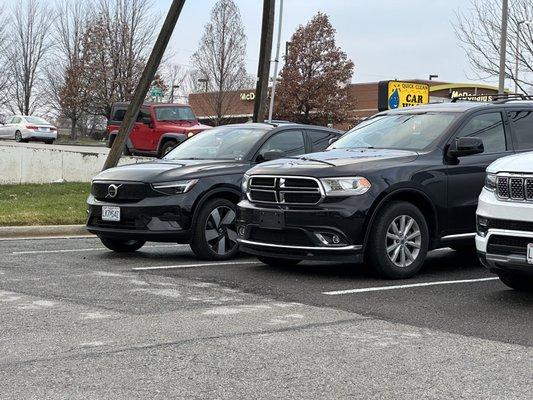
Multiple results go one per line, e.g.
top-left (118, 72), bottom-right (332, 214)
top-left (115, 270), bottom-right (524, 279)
top-left (26, 125), bottom-right (38, 130)
top-left (50, 127), bottom-right (57, 131)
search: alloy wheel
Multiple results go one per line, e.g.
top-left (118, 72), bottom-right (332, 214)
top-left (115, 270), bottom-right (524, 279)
top-left (385, 215), bottom-right (421, 268)
top-left (15, 131), bottom-right (22, 142)
top-left (204, 206), bottom-right (237, 255)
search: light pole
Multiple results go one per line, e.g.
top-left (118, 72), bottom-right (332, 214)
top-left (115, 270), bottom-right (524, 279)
top-left (515, 20), bottom-right (533, 94)
top-left (498, 0), bottom-right (509, 95)
top-left (268, 0), bottom-right (284, 123)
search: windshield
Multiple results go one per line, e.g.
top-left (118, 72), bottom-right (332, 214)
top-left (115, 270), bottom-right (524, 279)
top-left (164, 126), bottom-right (270, 161)
top-left (331, 113), bottom-right (458, 151)
top-left (155, 106), bottom-right (196, 121)
top-left (24, 116), bottom-right (49, 125)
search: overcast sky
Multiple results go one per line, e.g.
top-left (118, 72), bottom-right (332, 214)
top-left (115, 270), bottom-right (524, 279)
top-left (156, 0), bottom-right (492, 85)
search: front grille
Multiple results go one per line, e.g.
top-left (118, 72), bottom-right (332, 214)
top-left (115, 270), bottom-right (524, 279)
top-left (92, 181), bottom-right (149, 203)
top-left (486, 218), bottom-right (533, 232)
top-left (496, 175), bottom-right (533, 201)
top-left (248, 176), bottom-right (323, 205)
top-left (248, 227), bottom-right (314, 246)
top-left (487, 235), bottom-right (530, 256)
top-left (88, 215), bottom-right (146, 230)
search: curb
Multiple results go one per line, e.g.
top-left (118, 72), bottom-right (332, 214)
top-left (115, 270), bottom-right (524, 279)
top-left (0, 225), bottom-right (93, 239)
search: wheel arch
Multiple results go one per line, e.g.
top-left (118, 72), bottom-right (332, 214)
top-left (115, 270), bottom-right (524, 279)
top-left (190, 186), bottom-right (242, 226)
top-left (157, 133), bottom-right (187, 156)
top-left (363, 188), bottom-right (439, 251)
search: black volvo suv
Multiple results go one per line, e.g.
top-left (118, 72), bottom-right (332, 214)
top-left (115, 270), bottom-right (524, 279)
top-left (237, 100), bottom-right (533, 279)
top-left (86, 123), bottom-right (340, 260)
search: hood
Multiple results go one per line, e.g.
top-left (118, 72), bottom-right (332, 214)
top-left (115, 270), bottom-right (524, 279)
top-left (249, 148), bottom-right (419, 177)
top-left (93, 159), bottom-right (248, 182)
top-left (488, 152), bottom-right (533, 174)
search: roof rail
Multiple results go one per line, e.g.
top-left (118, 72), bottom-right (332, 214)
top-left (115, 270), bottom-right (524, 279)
top-left (491, 94), bottom-right (533, 104)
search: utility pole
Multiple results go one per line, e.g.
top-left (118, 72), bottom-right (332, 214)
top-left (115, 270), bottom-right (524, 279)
top-left (498, 0), bottom-right (508, 96)
top-left (102, 0), bottom-right (186, 170)
top-left (253, 0), bottom-right (275, 123)
top-left (267, 0), bottom-right (284, 123)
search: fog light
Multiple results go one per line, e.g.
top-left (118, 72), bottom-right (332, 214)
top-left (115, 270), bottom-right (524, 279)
top-left (238, 226), bottom-right (246, 236)
top-left (332, 235), bottom-right (340, 244)
top-left (315, 232), bottom-right (346, 246)
top-left (477, 216), bottom-right (489, 237)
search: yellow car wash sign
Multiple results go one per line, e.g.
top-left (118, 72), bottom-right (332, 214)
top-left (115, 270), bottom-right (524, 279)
top-left (378, 81), bottom-right (430, 111)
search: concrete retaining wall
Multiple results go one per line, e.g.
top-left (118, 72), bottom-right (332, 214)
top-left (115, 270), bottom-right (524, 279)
top-left (0, 143), bottom-right (149, 184)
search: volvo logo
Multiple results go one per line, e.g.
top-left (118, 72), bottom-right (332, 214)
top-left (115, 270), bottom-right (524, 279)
top-left (106, 184), bottom-right (122, 198)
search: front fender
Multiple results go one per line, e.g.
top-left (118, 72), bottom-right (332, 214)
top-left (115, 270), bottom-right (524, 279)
top-left (157, 132), bottom-right (188, 149)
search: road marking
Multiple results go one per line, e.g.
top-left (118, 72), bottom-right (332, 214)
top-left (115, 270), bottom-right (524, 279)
top-left (322, 277), bottom-right (500, 295)
top-left (0, 235), bottom-right (95, 241)
top-left (11, 244), bottom-right (187, 255)
top-left (132, 261), bottom-right (261, 271)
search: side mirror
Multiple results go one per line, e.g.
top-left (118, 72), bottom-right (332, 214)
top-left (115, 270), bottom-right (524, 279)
top-left (260, 150), bottom-right (285, 162)
top-left (328, 137), bottom-right (338, 146)
top-left (448, 137), bottom-right (484, 158)
top-left (141, 116), bottom-right (152, 125)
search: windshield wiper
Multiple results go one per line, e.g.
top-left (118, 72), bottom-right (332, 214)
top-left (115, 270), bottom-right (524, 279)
top-left (284, 156), bottom-right (336, 167)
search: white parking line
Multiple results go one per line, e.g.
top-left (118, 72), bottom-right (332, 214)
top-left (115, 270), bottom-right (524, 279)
top-left (322, 277), bottom-right (500, 295)
top-left (0, 235), bottom-right (95, 241)
top-left (132, 261), bottom-right (261, 271)
top-left (12, 244), bottom-right (187, 255)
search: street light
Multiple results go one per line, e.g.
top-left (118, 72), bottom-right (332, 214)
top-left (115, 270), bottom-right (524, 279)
top-left (515, 20), bottom-right (533, 94)
top-left (197, 78), bottom-right (208, 92)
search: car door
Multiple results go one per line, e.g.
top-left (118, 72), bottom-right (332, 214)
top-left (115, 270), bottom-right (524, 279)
top-left (305, 129), bottom-right (338, 152)
top-left (445, 110), bottom-right (512, 234)
top-left (0, 117), bottom-right (13, 138)
top-left (129, 107), bottom-right (153, 151)
top-left (507, 108), bottom-right (533, 153)
top-left (9, 116), bottom-right (22, 138)
top-left (255, 129), bottom-right (306, 162)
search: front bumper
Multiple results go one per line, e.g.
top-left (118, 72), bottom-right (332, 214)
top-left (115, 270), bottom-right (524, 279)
top-left (86, 193), bottom-right (193, 242)
top-left (236, 197), bottom-right (372, 262)
top-left (476, 188), bottom-right (533, 277)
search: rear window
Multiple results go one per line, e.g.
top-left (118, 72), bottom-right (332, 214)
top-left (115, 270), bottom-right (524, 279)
top-left (508, 110), bottom-right (533, 150)
top-left (24, 116), bottom-right (49, 124)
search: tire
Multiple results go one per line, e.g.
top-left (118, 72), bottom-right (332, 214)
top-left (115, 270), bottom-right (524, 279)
top-left (449, 243), bottom-right (476, 254)
top-left (159, 140), bottom-right (177, 158)
top-left (498, 273), bottom-right (533, 292)
top-left (190, 198), bottom-right (239, 260)
top-left (123, 145), bottom-right (132, 156)
top-left (99, 237), bottom-right (145, 253)
top-left (367, 201), bottom-right (429, 279)
top-left (44, 140), bottom-right (54, 145)
top-left (256, 256), bottom-right (302, 267)
top-left (15, 131), bottom-right (24, 142)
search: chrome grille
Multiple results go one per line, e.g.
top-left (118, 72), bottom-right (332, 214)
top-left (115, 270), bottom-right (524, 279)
top-left (496, 175), bottom-right (533, 201)
top-left (248, 176), bottom-right (323, 205)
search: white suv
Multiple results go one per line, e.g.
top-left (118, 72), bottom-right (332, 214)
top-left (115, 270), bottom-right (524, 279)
top-left (476, 152), bottom-right (533, 291)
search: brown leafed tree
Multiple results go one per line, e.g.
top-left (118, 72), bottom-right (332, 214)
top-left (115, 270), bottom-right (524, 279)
top-left (274, 12), bottom-right (354, 125)
top-left (454, 0), bottom-right (533, 94)
top-left (190, 0), bottom-right (251, 125)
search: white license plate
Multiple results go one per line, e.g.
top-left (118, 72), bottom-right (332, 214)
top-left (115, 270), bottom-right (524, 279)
top-left (527, 243), bottom-right (533, 265)
top-left (102, 206), bottom-right (120, 222)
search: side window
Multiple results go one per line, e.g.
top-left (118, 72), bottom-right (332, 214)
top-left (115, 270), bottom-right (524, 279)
top-left (136, 107), bottom-right (151, 122)
top-left (308, 130), bottom-right (334, 152)
top-left (456, 112), bottom-right (506, 153)
top-left (12, 117), bottom-right (21, 124)
top-left (508, 110), bottom-right (533, 150)
top-left (258, 130), bottom-right (305, 158)
top-left (111, 108), bottom-right (126, 122)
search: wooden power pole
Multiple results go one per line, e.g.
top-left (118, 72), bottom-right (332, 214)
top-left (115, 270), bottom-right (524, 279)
top-left (102, 0), bottom-right (186, 170)
top-left (253, 0), bottom-right (275, 123)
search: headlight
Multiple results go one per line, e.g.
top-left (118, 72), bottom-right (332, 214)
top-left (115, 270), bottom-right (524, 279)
top-left (320, 177), bottom-right (371, 196)
top-left (152, 179), bottom-right (198, 195)
top-left (484, 173), bottom-right (496, 191)
top-left (187, 132), bottom-right (194, 138)
top-left (241, 174), bottom-right (250, 193)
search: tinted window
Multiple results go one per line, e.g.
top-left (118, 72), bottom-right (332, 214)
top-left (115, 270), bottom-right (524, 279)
top-left (456, 112), bottom-right (506, 153)
top-left (111, 108), bottom-right (126, 122)
top-left (259, 130), bottom-right (305, 158)
top-left (508, 110), bottom-right (533, 150)
top-left (136, 108), bottom-right (150, 122)
top-left (308, 130), bottom-right (334, 151)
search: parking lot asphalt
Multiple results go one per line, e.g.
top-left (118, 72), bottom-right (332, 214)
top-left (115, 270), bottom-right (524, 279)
top-left (1, 237), bottom-right (532, 399)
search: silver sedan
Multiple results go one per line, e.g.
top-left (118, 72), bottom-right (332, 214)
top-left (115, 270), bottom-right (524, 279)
top-left (0, 115), bottom-right (58, 144)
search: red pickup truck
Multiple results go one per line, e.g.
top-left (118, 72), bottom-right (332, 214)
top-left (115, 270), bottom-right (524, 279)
top-left (107, 102), bottom-right (211, 157)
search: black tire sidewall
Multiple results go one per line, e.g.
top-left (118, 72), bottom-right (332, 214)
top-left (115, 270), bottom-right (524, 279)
top-left (498, 273), bottom-right (533, 292)
top-left (190, 198), bottom-right (239, 261)
top-left (160, 141), bottom-right (177, 157)
top-left (256, 256), bottom-right (302, 267)
top-left (99, 237), bottom-right (145, 252)
top-left (368, 201), bottom-right (429, 279)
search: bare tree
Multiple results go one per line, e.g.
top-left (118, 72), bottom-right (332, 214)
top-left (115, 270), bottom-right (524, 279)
top-left (6, 0), bottom-right (53, 115)
top-left (191, 0), bottom-right (251, 125)
top-left (163, 64), bottom-right (189, 103)
top-left (454, 0), bottom-right (533, 94)
top-left (0, 8), bottom-right (10, 111)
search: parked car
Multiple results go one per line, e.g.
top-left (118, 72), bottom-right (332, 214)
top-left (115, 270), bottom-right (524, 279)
top-left (87, 123), bottom-right (342, 259)
top-left (476, 152), bottom-right (533, 291)
top-left (106, 102), bottom-right (211, 157)
top-left (237, 99), bottom-right (533, 279)
top-left (0, 115), bottom-right (57, 144)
